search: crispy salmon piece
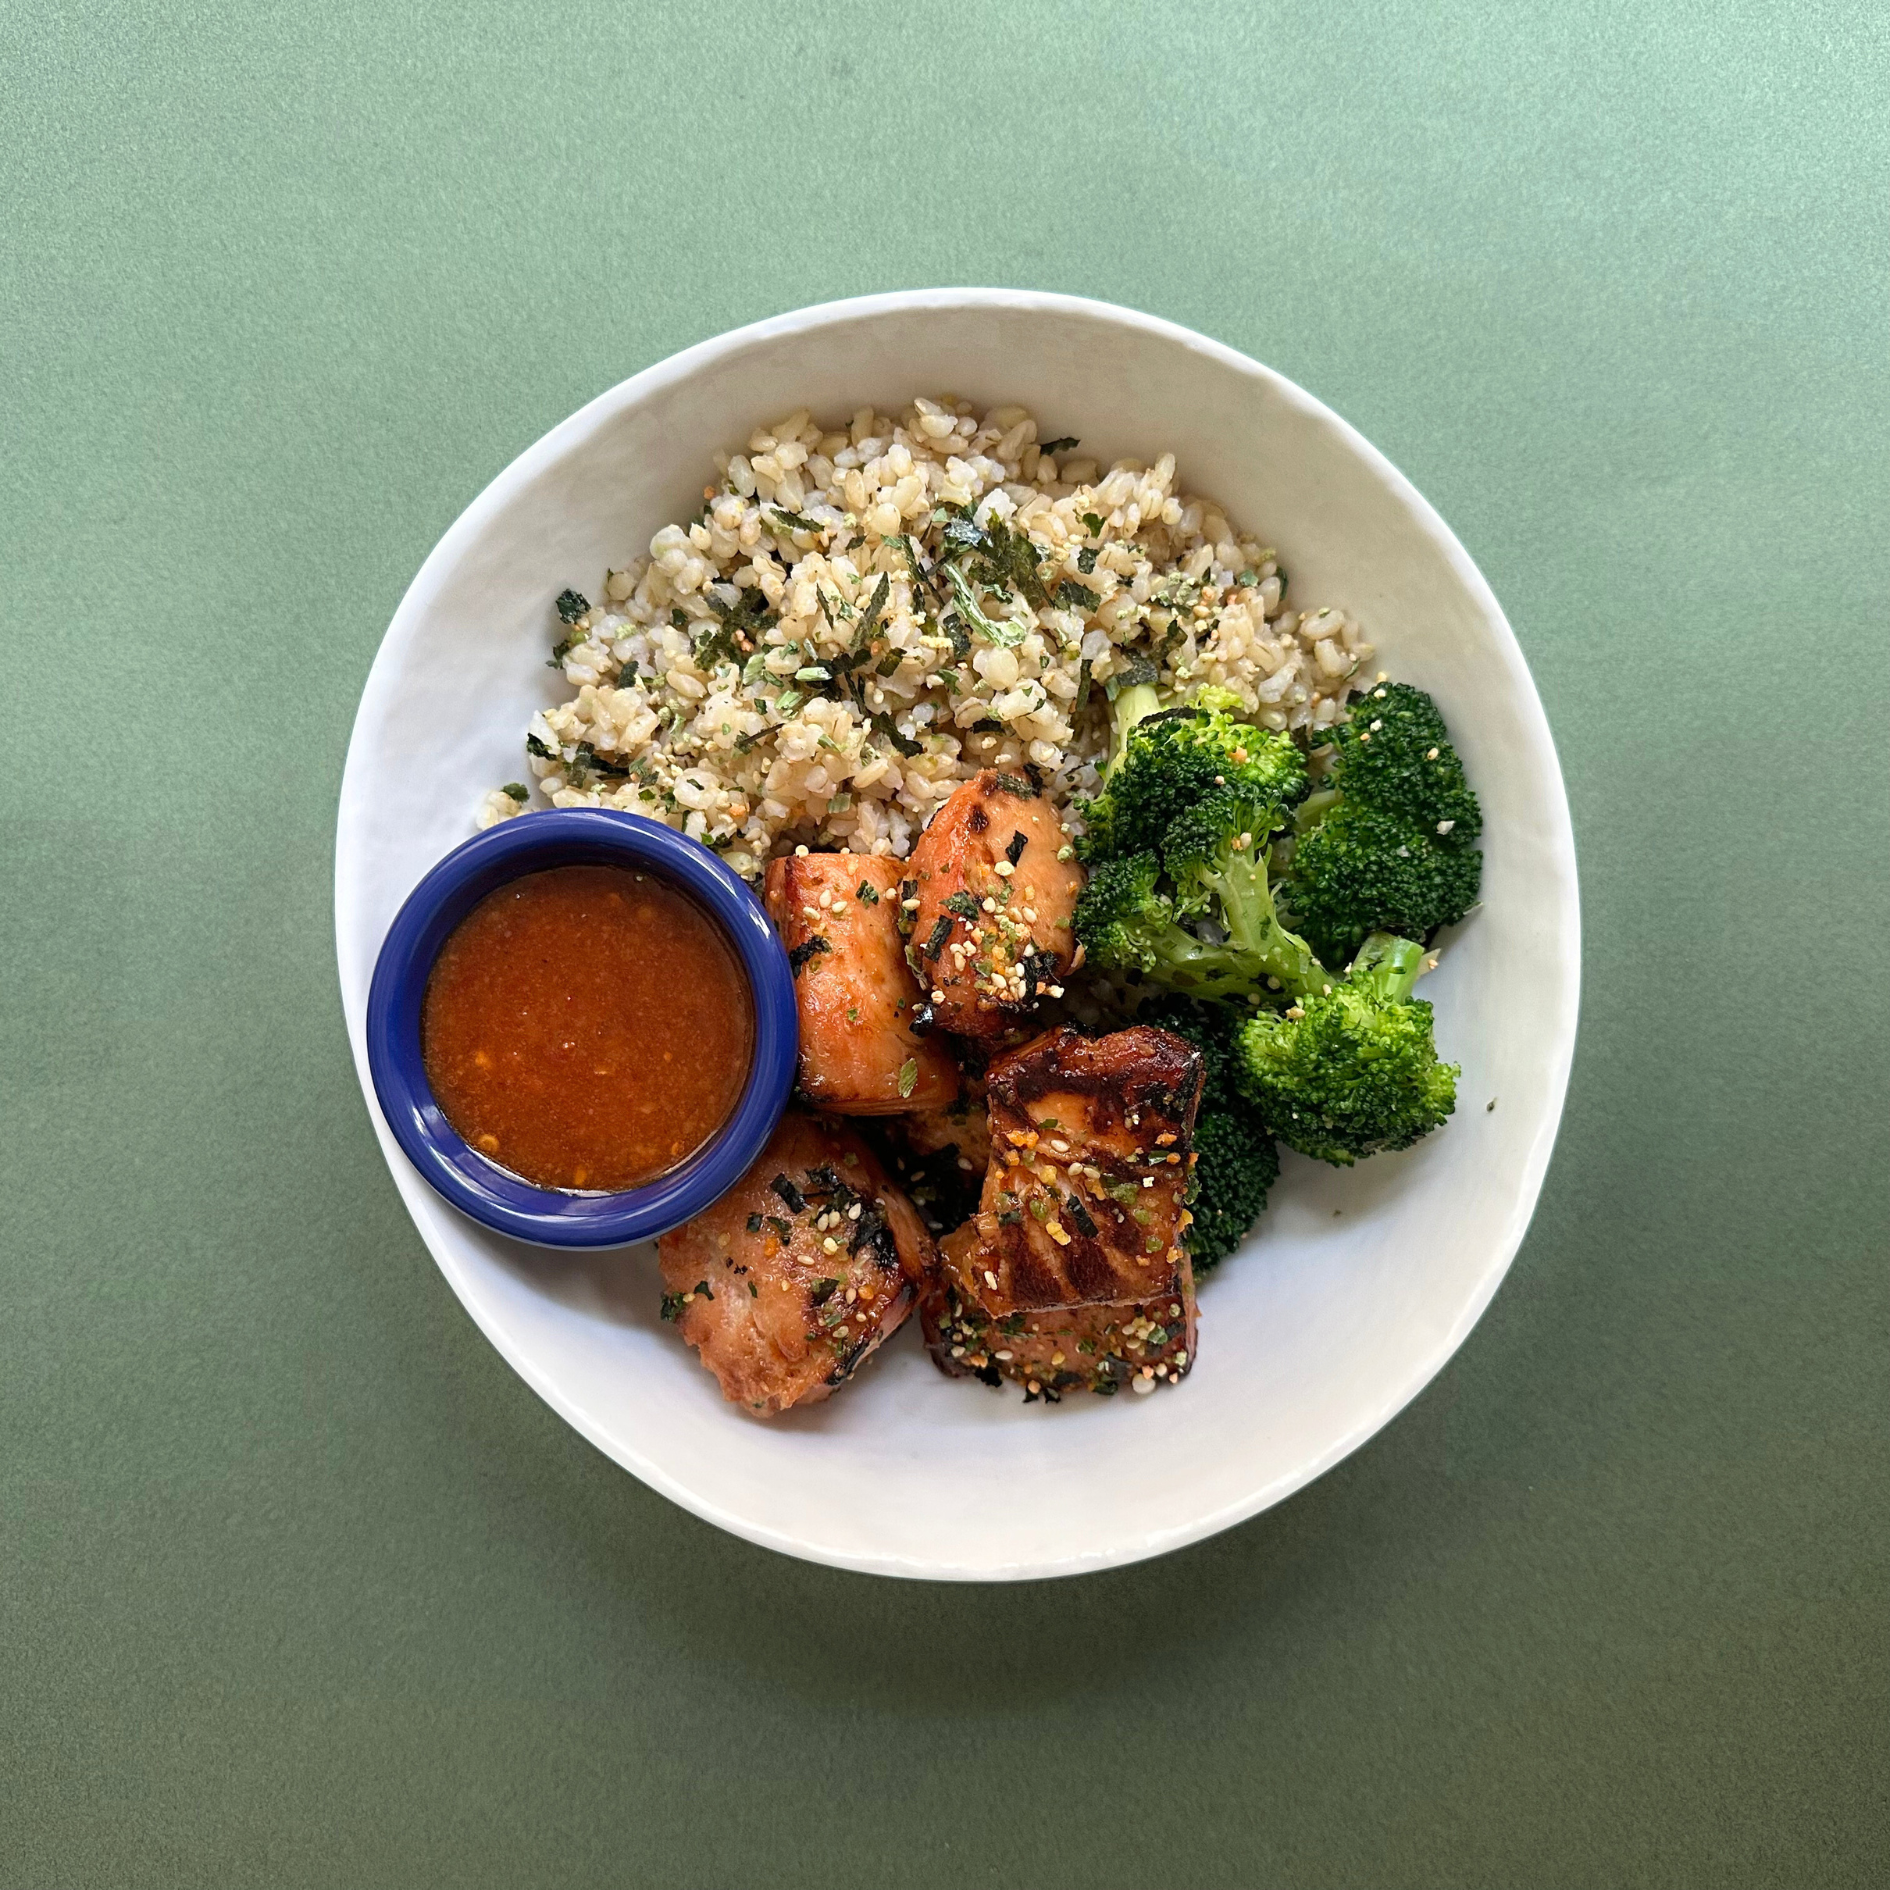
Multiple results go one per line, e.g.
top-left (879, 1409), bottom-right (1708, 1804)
top-left (904, 770), bottom-right (1085, 1037)
top-left (966, 1025), bottom-right (1203, 1314)
top-left (656, 1112), bottom-right (934, 1415)
top-left (765, 853), bottom-right (959, 1114)
top-left (922, 1221), bottom-right (1198, 1401)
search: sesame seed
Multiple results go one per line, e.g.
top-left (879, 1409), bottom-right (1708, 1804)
top-left (902, 896), bottom-right (920, 909)
top-left (822, 1237), bottom-right (839, 1253)
top-left (1426, 746), bottom-right (1440, 760)
top-left (794, 844), bottom-right (809, 855)
top-left (1132, 1376), bottom-right (1154, 1395)
top-left (1436, 819), bottom-right (1456, 834)
top-left (931, 988), bottom-right (945, 1003)
top-left (984, 1270), bottom-right (998, 1289)
top-left (1370, 719), bottom-right (1383, 731)
top-left (993, 859), bottom-right (1014, 877)
top-left (983, 896), bottom-right (997, 911)
top-left (1047, 984), bottom-right (1065, 998)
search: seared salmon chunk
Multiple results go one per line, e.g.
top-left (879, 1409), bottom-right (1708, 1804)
top-left (966, 1025), bottom-right (1203, 1313)
top-left (765, 853), bottom-right (959, 1114)
top-left (657, 1112), bottom-right (934, 1414)
top-left (922, 1221), bottom-right (1198, 1401)
top-left (904, 770), bottom-right (1085, 1037)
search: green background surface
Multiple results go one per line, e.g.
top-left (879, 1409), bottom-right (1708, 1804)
top-left (5, 2), bottom-right (1886, 1883)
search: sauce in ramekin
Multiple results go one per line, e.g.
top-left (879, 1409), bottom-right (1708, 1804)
top-left (421, 864), bottom-right (753, 1192)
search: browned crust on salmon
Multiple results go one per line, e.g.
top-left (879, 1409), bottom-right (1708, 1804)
top-left (921, 1222), bottom-right (1198, 1401)
top-left (964, 1025), bottom-right (1203, 1313)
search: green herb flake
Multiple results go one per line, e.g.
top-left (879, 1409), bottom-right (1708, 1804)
top-left (766, 507), bottom-right (826, 535)
top-left (555, 589), bottom-right (590, 624)
top-left (857, 881), bottom-right (880, 905)
top-left (869, 711), bottom-right (921, 758)
top-left (500, 782), bottom-right (529, 803)
top-left (810, 1277), bottom-right (842, 1305)
top-left (1082, 512), bottom-right (1105, 534)
top-left (745, 1212), bottom-right (763, 1234)
top-left (943, 890), bottom-right (982, 921)
top-left (897, 1058), bottom-right (919, 1098)
top-left (1039, 436), bottom-right (1079, 454)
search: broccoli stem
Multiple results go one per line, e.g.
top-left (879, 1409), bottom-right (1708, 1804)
top-left (1191, 843), bottom-right (1329, 1000)
top-left (1294, 786), bottom-right (1342, 833)
top-left (1346, 932), bottom-right (1427, 998)
top-left (1105, 681), bottom-right (1162, 779)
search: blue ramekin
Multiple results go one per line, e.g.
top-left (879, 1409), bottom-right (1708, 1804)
top-left (365, 807), bottom-right (796, 1248)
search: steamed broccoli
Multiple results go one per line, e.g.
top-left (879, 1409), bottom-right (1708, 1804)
top-left (1074, 782), bottom-right (1322, 1001)
top-left (1234, 933), bottom-right (1458, 1165)
top-left (1073, 681), bottom-right (1466, 1176)
top-left (1283, 682), bottom-right (1482, 970)
top-left (1190, 1113), bottom-right (1282, 1272)
top-left (1072, 852), bottom-right (1265, 1003)
top-left (1136, 994), bottom-right (1280, 1274)
top-left (1079, 698), bottom-right (1308, 864)
top-left (1162, 788), bottom-right (1326, 991)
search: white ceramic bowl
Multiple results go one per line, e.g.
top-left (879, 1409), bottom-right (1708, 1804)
top-left (335, 290), bottom-right (1579, 1580)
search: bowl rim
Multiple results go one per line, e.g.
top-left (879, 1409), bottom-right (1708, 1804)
top-left (335, 286), bottom-right (1581, 1578)
top-left (364, 806), bottom-right (797, 1248)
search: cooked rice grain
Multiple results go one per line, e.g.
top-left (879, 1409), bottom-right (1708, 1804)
top-left (478, 396), bottom-right (1373, 875)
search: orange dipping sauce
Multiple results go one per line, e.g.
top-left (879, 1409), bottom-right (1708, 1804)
top-left (421, 864), bottom-right (754, 1193)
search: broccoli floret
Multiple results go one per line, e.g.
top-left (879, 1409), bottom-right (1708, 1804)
top-left (1318, 682), bottom-right (1481, 834)
top-left (1135, 994), bottom-right (1280, 1274)
top-left (1282, 682), bottom-right (1483, 970)
top-left (1288, 803), bottom-right (1485, 970)
top-left (1188, 1112), bottom-right (1282, 1273)
top-left (1072, 853), bottom-right (1265, 1002)
top-left (1080, 702), bottom-right (1308, 863)
top-left (1234, 933), bottom-right (1458, 1165)
top-left (1162, 788), bottom-right (1325, 991)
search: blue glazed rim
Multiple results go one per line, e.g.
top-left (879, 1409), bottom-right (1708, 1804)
top-left (365, 807), bottom-right (796, 1249)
